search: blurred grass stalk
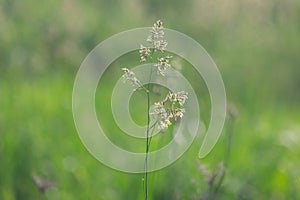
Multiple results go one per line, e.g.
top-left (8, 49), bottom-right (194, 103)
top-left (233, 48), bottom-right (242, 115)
top-left (199, 103), bottom-right (237, 200)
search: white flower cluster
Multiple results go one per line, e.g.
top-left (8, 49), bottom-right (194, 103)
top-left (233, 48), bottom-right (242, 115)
top-left (152, 102), bottom-right (171, 130)
top-left (121, 20), bottom-right (189, 132)
top-left (121, 68), bottom-right (140, 87)
top-left (135, 20), bottom-right (173, 76)
top-left (147, 20), bottom-right (167, 52)
top-left (166, 91), bottom-right (188, 106)
top-left (139, 45), bottom-right (151, 62)
top-left (154, 55), bottom-right (172, 76)
top-left (152, 91), bottom-right (188, 131)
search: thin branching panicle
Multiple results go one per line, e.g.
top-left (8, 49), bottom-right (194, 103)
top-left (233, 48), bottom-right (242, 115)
top-left (121, 20), bottom-right (188, 200)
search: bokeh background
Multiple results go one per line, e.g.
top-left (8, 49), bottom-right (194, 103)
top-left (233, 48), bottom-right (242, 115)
top-left (1, 0), bottom-right (299, 199)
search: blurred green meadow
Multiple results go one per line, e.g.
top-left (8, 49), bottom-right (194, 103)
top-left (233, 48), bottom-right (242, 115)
top-left (1, 0), bottom-right (300, 199)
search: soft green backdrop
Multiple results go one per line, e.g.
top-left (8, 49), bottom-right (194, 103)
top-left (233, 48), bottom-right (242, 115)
top-left (0, 0), bottom-right (299, 199)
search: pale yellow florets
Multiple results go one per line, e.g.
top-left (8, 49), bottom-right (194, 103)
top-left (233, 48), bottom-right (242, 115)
top-left (139, 45), bottom-right (151, 62)
top-left (151, 91), bottom-right (188, 131)
top-left (154, 56), bottom-right (172, 76)
top-left (121, 20), bottom-right (188, 132)
top-left (121, 68), bottom-right (140, 87)
top-left (147, 20), bottom-right (168, 52)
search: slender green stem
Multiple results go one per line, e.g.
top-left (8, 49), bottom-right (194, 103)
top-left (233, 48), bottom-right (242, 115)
top-left (144, 90), bottom-right (150, 200)
top-left (144, 48), bottom-right (156, 200)
top-left (144, 56), bottom-right (156, 200)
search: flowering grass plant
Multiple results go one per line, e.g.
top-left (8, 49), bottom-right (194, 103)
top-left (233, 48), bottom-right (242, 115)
top-left (121, 20), bottom-right (188, 200)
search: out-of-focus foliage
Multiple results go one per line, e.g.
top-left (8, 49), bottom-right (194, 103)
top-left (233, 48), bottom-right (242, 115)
top-left (0, 0), bottom-right (299, 199)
